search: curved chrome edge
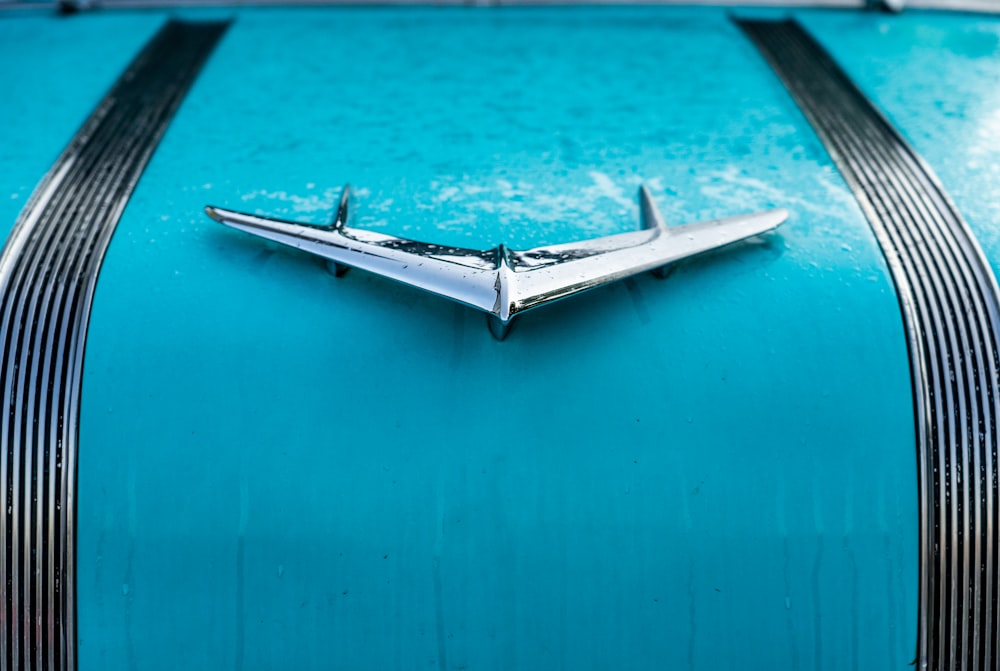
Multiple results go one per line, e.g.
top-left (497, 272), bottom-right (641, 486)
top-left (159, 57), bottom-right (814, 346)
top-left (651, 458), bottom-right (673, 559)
top-left (739, 18), bottom-right (1000, 671)
top-left (9, 0), bottom-right (1000, 18)
top-left (904, 0), bottom-right (1000, 11)
top-left (207, 184), bottom-right (787, 340)
top-left (10, 0), bottom-right (1000, 15)
top-left (0, 20), bottom-right (228, 671)
top-left (0, 0), bottom-right (866, 10)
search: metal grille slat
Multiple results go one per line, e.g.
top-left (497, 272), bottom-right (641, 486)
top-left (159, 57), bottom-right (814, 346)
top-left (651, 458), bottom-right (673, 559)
top-left (737, 18), bottom-right (1000, 671)
top-left (13, 93), bottom-right (136, 671)
top-left (761, 47), bottom-right (989, 664)
top-left (0, 20), bottom-right (228, 671)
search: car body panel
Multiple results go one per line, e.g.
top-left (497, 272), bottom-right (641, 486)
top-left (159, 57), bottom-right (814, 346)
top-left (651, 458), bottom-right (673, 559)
top-left (6, 6), bottom-right (926, 669)
top-left (799, 10), bottom-right (1000, 279)
top-left (0, 12), bottom-right (164, 238)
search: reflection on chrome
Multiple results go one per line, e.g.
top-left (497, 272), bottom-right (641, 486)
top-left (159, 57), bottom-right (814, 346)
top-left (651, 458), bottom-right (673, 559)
top-left (206, 184), bottom-right (788, 340)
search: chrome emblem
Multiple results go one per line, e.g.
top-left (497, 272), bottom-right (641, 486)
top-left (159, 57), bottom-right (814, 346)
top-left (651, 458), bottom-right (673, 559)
top-left (206, 185), bottom-right (787, 340)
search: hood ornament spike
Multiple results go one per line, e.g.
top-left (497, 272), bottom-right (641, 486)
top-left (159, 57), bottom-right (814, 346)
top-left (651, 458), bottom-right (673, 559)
top-left (205, 184), bottom-right (788, 340)
top-left (638, 183), bottom-right (676, 280)
top-left (327, 184), bottom-right (352, 277)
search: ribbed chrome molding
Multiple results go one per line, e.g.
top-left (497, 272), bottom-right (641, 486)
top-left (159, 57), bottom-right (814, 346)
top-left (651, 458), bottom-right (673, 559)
top-left (737, 18), bottom-right (1000, 671)
top-left (0, 20), bottom-right (227, 671)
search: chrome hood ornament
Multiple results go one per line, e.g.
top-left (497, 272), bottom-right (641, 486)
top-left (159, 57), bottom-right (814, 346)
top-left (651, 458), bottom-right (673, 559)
top-left (206, 185), bottom-right (787, 340)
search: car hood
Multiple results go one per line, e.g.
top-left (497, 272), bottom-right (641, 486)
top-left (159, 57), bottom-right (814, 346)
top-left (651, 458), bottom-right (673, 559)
top-left (11, 4), bottom-right (987, 669)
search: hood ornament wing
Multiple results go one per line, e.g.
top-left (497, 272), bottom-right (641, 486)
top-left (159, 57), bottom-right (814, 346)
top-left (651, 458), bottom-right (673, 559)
top-left (206, 184), bottom-right (787, 340)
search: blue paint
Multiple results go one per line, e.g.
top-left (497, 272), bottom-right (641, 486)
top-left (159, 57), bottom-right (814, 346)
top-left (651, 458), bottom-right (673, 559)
top-left (54, 6), bottom-right (918, 670)
top-left (798, 9), bottom-right (1000, 278)
top-left (0, 13), bottom-right (164, 237)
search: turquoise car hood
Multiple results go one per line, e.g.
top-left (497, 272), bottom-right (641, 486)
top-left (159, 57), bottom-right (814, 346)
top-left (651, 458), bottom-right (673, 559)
top-left (13, 4), bottom-right (1000, 669)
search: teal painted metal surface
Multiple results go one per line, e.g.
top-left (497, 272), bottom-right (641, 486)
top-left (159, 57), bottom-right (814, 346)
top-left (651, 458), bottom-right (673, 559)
top-left (798, 10), bottom-right (1000, 278)
top-left (57, 7), bottom-right (919, 669)
top-left (0, 13), bottom-right (164, 238)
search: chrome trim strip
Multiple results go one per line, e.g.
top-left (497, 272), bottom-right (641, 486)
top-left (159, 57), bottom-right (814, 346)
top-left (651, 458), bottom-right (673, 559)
top-left (0, 19), bottom-right (228, 670)
top-left (0, 0), bottom-right (866, 9)
top-left (738, 18), bottom-right (1000, 671)
top-left (11, 0), bottom-right (1000, 14)
top-left (206, 184), bottom-right (787, 339)
top-left (904, 0), bottom-right (1000, 12)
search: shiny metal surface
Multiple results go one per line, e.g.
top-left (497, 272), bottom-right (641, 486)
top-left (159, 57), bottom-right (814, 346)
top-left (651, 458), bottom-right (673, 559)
top-left (0, 20), bottom-right (227, 671)
top-left (10, 0), bottom-right (1000, 17)
top-left (207, 184), bottom-right (787, 339)
top-left (739, 18), bottom-right (1000, 671)
top-left (0, 0), bottom-right (867, 11)
top-left (9, 0), bottom-right (1000, 15)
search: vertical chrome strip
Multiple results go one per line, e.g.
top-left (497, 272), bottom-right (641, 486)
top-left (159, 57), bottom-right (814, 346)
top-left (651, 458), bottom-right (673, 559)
top-left (737, 18), bottom-right (1000, 671)
top-left (0, 19), bottom-right (229, 670)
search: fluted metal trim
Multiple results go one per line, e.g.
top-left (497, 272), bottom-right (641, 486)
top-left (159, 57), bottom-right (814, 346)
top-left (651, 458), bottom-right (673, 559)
top-left (0, 19), bottom-right (228, 671)
top-left (737, 18), bottom-right (1000, 671)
